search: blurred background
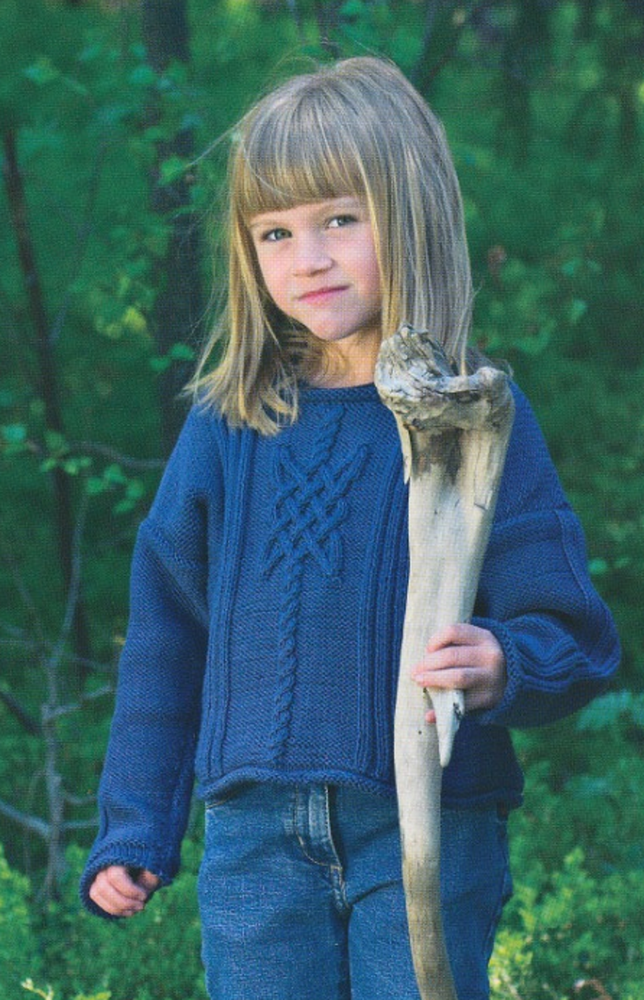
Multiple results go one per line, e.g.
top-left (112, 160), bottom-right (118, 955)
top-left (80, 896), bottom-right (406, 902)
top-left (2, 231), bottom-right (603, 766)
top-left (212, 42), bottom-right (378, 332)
top-left (1, 2), bottom-right (642, 998)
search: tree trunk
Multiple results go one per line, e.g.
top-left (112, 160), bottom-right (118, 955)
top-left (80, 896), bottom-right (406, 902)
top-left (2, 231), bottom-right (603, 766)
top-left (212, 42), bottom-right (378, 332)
top-left (2, 128), bottom-right (92, 678)
top-left (141, 0), bottom-right (204, 453)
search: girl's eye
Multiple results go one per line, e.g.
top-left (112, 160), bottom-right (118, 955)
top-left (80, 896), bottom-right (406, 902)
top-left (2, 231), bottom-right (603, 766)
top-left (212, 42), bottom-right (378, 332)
top-left (262, 227), bottom-right (290, 242)
top-left (327, 214), bottom-right (357, 228)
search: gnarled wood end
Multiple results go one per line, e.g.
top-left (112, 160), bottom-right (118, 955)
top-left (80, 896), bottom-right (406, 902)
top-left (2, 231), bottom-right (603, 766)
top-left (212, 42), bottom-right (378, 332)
top-left (375, 324), bottom-right (514, 435)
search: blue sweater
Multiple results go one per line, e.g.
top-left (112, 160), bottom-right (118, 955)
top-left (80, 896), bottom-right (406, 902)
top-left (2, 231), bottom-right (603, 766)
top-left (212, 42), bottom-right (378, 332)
top-left (80, 383), bottom-right (619, 915)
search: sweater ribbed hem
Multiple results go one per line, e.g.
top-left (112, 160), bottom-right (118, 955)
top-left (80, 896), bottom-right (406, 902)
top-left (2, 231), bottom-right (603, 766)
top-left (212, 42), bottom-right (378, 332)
top-left (196, 765), bottom-right (524, 812)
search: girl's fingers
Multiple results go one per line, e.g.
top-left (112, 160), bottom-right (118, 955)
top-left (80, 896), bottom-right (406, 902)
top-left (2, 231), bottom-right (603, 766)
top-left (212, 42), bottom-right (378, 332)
top-left (89, 865), bottom-right (158, 917)
top-left (413, 645), bottom-right (501, 684)
top-left (89, 881), bottom-right (142, 917)
top-left (423, 622), bottom-right (490, 653)
top-left (415, 663), bottom-right (482, 690)
top-left (411, 624), bottom-right (507, 714)
top-left (135, 868), bottom-right (161, 894)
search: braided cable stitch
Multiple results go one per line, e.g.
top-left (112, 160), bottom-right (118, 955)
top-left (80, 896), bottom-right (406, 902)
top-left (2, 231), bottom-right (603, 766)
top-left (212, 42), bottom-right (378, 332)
top-left (264, 404), bottom-right (368, 758)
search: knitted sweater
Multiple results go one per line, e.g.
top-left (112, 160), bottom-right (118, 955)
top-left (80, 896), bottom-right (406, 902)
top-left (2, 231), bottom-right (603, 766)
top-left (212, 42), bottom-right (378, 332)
top-left (80, 382), bottom-right (619, 915)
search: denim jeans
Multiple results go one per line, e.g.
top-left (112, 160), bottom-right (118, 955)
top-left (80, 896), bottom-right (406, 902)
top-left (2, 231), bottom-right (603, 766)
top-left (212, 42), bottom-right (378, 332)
top-left (198, 783), bottom-right (512, 1000)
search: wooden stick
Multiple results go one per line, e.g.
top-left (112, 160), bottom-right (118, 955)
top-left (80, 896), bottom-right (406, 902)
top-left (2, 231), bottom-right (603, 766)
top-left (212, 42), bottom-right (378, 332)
top-left (376, 325), bottom-right (514, 1000)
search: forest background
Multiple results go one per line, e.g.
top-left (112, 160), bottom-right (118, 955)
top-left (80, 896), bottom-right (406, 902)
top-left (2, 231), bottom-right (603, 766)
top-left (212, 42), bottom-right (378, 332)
top-left (0, 1), bottom-right (642, 998)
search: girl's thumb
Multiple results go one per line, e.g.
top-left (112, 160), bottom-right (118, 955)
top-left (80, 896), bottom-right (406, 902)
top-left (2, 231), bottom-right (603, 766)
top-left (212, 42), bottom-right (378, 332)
top-left (131, 867), bottom-right (161, 896)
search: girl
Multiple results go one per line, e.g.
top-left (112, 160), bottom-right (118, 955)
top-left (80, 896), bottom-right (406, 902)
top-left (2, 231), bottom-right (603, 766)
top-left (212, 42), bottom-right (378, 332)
top-left (81, 58), bottom-right (619, 1000)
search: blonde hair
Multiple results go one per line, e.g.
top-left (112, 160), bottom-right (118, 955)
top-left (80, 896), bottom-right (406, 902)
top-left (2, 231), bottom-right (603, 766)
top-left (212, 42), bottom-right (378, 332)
top-left (191, 56), bottom-right (473, 434)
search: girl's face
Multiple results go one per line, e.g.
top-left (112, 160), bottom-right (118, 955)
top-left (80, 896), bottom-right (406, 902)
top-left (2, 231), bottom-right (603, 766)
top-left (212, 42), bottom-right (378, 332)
top-left (249, 196), bottom-right (382, 380)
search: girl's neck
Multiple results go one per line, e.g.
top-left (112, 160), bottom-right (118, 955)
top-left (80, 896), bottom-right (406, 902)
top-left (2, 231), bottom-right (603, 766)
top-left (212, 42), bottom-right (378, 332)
top-left (309, 337), bottom-right (380, 389)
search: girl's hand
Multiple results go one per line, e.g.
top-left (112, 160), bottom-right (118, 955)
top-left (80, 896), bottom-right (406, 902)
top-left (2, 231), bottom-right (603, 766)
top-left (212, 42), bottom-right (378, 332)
top-left (411, 623), bottom-right (507, 722)
top-left (89, 865), bottom-right (160, 918)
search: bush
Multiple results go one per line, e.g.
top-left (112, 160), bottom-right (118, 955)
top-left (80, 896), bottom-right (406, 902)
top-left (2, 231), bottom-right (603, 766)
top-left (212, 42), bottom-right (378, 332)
top-left (490, 697), bottom-right (644, 1000)
top-left (0, 843), bottom-right (40, 999)
top-left (22, 982), bottom-right (111, 1000)
top-left (491, 849), bottom-right (644, 999)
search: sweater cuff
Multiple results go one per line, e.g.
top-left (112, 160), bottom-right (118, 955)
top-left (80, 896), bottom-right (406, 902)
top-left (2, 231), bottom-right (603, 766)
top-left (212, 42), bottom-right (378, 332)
top-left (470, 615), bottom-right (522, 727)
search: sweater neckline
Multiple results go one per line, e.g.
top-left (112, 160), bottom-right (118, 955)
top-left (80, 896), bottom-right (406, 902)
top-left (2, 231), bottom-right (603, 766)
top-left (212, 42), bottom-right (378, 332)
top-left (299, 382), bottom-right (380, 403)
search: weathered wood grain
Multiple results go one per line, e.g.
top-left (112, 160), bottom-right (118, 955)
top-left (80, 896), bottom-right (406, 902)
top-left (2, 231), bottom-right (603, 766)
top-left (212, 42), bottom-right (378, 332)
top-left (375, 325), bottom-right (514, 1000)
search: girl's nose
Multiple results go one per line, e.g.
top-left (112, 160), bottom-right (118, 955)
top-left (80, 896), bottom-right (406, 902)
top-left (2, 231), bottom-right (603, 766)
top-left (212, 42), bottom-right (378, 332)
top-left (291, 235), bottom-right (332, 276)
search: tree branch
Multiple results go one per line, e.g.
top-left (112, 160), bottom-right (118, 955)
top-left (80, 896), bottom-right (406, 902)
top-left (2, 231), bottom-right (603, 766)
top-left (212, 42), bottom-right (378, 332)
top-left (1, 538), bottom-right (48, 648)
top-left (0, 798), bottom-right (50, 840)
top-left (312, 0), bottom-right (342, 56)
top-left (411, 1), bottom-right (482, 93)
top-left (0, 689), bottom-right (42, 736)
top-left (64, 792), bottom-right (97, 808)
top-left (45, 489), bottom-right (90, 691)
top-left (43, 683), bottom-right (113, 722)
top-left (284, 0), bottom-right (306, 46)
top-left (73, 440), bottom-right (165, 471)
top-left (63, 818), bottom-right (99, 832)
top-left (0, 632), bottom-right (113, 678)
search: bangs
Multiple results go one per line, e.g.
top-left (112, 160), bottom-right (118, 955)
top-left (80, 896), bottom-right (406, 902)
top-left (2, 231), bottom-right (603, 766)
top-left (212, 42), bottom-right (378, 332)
top-left (232, 80), bottom-right (370, 219)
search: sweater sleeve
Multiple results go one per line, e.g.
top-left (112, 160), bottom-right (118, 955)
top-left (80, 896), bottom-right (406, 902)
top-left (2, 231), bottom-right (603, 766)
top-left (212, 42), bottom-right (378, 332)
top-left (471, 385), bottom-right (620, 730)
top-left (80, 406), bottom-right (220, 917)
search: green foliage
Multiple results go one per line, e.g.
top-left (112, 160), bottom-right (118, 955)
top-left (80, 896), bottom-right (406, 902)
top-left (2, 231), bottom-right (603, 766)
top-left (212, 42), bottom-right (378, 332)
top-left (489, 692), bottom-right (644, 996)
top-left (22, 982), bottom-right (111, 1000)
top-left (0, 838), bottom-right (204, 1000)
top-left (492, 845), bottom-right (644, 999)
top-left (0, 843), bottom-right (39, 998)
top-left (491, 847), bottom-right (644, 999)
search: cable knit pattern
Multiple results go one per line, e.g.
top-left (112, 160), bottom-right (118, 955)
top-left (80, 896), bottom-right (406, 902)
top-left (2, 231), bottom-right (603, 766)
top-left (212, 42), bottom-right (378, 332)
top-left (264, 404), bottom-right (368, 758)
top-left (264, 405), bottom-right (367, 578)
top-left (79, 382), bottom-right (620, 918)
top-left (268, 559), bottom-right (304, 758)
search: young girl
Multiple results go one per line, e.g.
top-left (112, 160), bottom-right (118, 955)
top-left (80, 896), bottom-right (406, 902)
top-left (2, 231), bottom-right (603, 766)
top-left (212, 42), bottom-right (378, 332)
top-left (81, 58), bottom-right (619, 999)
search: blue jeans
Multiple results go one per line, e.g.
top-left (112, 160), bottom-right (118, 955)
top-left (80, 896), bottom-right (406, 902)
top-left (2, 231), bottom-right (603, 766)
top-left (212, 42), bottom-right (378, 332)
top-left (198, 783), bottom-right (512, 1000)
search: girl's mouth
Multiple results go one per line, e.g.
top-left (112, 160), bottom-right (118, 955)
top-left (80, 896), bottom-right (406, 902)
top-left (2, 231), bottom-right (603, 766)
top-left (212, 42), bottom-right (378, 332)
top-left (298, 285), bottom-right (349, 303)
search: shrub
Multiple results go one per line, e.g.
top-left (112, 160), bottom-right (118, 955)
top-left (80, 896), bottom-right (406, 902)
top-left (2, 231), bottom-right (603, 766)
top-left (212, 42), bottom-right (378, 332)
top-left (491, 848), bottom-right (644, 999)
top-left (0, 843), bottom-right (40, 999)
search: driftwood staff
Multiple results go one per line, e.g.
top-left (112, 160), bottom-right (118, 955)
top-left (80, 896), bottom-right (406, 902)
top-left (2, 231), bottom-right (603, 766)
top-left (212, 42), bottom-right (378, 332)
top-left (375, 325), bottom-right (515, 1000)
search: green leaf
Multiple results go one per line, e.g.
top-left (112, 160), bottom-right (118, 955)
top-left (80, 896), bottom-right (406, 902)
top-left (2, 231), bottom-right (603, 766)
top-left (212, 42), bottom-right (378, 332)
top-left (588, 557), bottom-right (609, 577)
top-left (44, 430), bottom-right (67, 455)
top-left (577, 691), bottom-right (644, 731)
top-left (85, 477), bottom-right (107, 496)
top-left (150, 356), bottom-right (171, 373)
top-left (23, 57), bottom-right (60, 86)
top-left (103, 464), bottom-right (128, 486)
top-left (112, 498), bottom-right (135, 516)
top-left (151, 343), bottom-right (195, 372)
top-left (169, 342), bottom-right (195, 362)
top-left (125, 479), bottom-right (145, 502)
top-left (159, 155), bottom-right (190, 186)
top-left (63, 457), bottom-right (92, 476)
top-left (561, 258), bottom-right (581, 278)
top-left (512, 322), bottom-right (554, 356)
top-left (128, 63), bottom-right (157, 88)
top-left (568, 299), bottom-right (588, 325)
top-left (1, 424), bottom-right (27, 446)
top-left (340, 0), bottom-right (366, 17)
